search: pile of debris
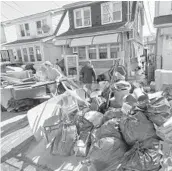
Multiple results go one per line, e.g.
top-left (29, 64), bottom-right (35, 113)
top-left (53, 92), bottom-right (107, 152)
top-left (40, 77), bottom-right (172, 171)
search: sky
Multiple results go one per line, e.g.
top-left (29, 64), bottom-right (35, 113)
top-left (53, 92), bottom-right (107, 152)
top-left (1, 1), bottom-right (156, 37)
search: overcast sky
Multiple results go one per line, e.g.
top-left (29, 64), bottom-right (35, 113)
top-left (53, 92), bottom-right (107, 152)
top-left (1, 1), bottom-right (156, 36)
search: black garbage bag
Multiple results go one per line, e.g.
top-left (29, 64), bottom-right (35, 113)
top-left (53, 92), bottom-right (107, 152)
top-left (75, 115), bottom-right (94, 134)
top-left (120, 111), bottom-right (157, 145)
top-left (88, 137), bottom-right (127, 171)
top-left (121, 138), bottom-right (162, 171)
top-left (147, 96), bottom-right (172, 126)
top-left (103, 108), bottom-right (123, 123)
top-left (91, 118), bottom-right (122, 143)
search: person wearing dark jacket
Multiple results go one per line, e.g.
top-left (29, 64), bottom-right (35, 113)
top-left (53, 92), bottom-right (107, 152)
top-left (80, 61), bottom-right (96, 90)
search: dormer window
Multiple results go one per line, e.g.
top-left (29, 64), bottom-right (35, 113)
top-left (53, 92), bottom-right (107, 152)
top-left (101, 2), bottom-right (122, 24)
top-left (74, 7), bottom-right (91, 28)
top-left (36, 19), bottom-right (47, 35)
top-left (19, 23), bottom-right (30, 37)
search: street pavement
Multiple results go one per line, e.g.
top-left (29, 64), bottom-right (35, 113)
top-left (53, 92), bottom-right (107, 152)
top-left (0, 111), bottom-right (53, 171)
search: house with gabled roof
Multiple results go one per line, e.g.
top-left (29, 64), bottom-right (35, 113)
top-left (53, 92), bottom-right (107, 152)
top-left (1, 7), bottom-right (69, 66)
top-left (53, 1), bottom-right (144, 77)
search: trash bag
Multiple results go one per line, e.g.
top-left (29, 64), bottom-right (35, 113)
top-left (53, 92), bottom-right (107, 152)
top-left (155, 116), bottom-right (172, 143)
top-left (88, 137), bottom-right (127, 171)
top-left (120, 111), bottom-right (157, 145)
top-left (73, 160), bottom-right (97, 171)
top-left (90, 96), bottom-right (106, 111)
top-left (84, 111), bottom-right (103, 128)
top-left (52, 124), bottom-right (78, 156)
top-left (103, 108), bottom-right (123, 123)
top-left (110, 81), bottom-right (131, 107)
top-left (74, 131), bottom-right (91, 157)
top-left (121, 138), bottom-right (162, 171)
top-left (147, 96), bottom-right (172, 126)
top-left (91, 119), bottom-right (122, 143)
top-left (159, 141), bottom-right (172, 171)
top-left (75, 115), bottom-right (93, 134)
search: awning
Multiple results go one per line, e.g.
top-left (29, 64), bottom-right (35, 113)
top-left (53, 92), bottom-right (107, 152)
top-left (54, 39), bottom-right (70, 46)
top-left (93, 33), bottom-right (119, 45)
top-left (70, 37), bottom-right (93, 47)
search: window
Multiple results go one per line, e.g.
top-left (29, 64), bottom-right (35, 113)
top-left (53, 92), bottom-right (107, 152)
top-left (24, 23), bottom-right (30, 36)
top-left (22, 48), bottom-right (29, 62)
top-left (29, 47), bottom-right (35, 62)
top-left (36, 21), bottom-right (42, 35)
top-left (17, 49), bottom-right (22, 62)
top-left (101, 2), bottom-right (122, 24)
top-left (73, 47), bottom-right (78, 54)
top-left (99, 44), bottom-right (107, 59)
top-left (101, 3), bottom-right (111, 24)
top-left (20, 25), bottom-right (25, 37)
top-left (19, 23), bottom-right (30, 37)
top-left (78, 47), bottom-right (86, 60)
top-left (74, 7), bottom-right (91, 28)
top-left (110, 44), bottom-right (119, 58)
top-left (89, 46), bottom-right (96, 59)
top-left (36, 19), bottom-right (47, 34)
top-left (35, 46), bottom-right (42, 61)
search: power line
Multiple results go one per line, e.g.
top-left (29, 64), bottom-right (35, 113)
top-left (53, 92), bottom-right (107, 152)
top-left (52, 1), bottom-right (60, 8)
top-left (2, 1), bottom-right (26, 16)
top-left (1, 13), bottom-right (9, 20)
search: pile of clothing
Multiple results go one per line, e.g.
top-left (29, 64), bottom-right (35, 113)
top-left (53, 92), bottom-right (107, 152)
top-left (42, 79), bottom-right (172, 171)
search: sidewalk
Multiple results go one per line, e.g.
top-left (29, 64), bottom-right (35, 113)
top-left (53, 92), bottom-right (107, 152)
top-left (0, 111), bottom-right (52, 171)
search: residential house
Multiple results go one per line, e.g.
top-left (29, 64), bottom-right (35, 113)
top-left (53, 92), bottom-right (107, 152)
top-left (2, 8), bottom-right (68, 67)
top-left (53, 1), bottom-right (144, 77)
top-left (154, 1), bottom-right (172, 70)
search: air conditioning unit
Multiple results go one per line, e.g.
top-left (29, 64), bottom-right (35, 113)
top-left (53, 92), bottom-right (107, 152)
top-left (73, 47), bottom-right (78, 54)
top-left (42, 24), bottom-right (50, 33)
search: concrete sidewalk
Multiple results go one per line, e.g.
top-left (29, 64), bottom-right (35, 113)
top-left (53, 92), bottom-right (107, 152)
top-left (0, 111), bottom-right (54, 171)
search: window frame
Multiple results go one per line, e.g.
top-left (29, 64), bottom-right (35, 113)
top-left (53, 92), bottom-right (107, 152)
top-left (101, 1), bottom-right (122, 25)
top-left (22, 48), bottom-right (29, 62)
top-left (99, 44), bottom-right (108, 59)
top-left (88, 45), bottom-right (97, 60)
top-left (74, 7), bottom-right (92, 29)
top-left (110, 43), bottom-right (120, 59)
top-left (19, 23), bottom-right (30, 37)
top-left (35, 45), bottom-right (42, 61)
top-left (28, 47), bottom-right (35, 62)
top-left (36, 18), bottom-right (47, 35)
top-left (78, 46), bottom-right (86, 60)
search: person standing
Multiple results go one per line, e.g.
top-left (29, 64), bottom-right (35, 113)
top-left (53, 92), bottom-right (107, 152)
top-left (44, 61), bottom-right (63, 95)
top-left (80, 61), bottom-right (96, 90)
